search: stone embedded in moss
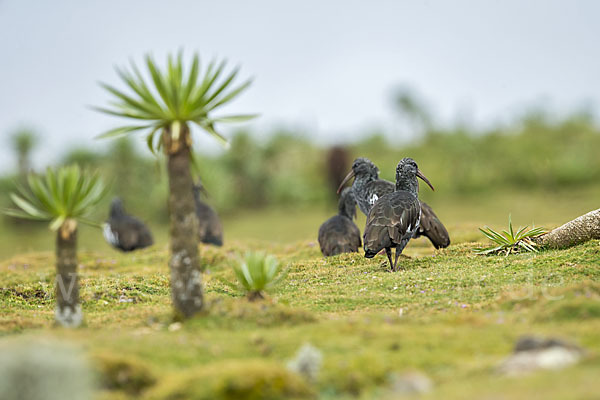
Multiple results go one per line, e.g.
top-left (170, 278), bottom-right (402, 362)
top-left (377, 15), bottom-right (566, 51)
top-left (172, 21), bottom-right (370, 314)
top-left (287, 343), bottom-right (323, 383)
top-left (0, 339), bottom-right (93, 400)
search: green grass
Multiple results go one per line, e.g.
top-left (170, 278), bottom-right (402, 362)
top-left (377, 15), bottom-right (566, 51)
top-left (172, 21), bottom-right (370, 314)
top-left (2, 186), bottom-right (600, 260)
top-left (1, 188), bottom-right (600, 399)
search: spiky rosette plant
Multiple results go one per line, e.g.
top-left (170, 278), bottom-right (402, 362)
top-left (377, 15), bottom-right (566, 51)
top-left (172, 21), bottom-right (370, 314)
top-left (3, 165), bottom-right (107, 327)
top-left (231, 252), bottom-right (287, 301)
top-left (475, 215), bottom-right (546, 256)
top-left (95, 51), bottom-right (256, 318)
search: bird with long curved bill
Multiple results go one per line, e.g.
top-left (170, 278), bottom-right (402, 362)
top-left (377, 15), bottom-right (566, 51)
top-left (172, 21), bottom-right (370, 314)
top-left (103, 198), bottom-right (154, 252)
top-left (318, 187), bottom-right (362, 257)
top-left (337, 157), bottom-right (450, 249)
top-left (363, 158), bottom-right (434, 271)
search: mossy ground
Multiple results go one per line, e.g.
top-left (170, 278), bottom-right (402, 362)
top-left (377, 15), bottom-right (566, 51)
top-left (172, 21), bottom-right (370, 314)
top-left (1, 194), bottom-right (599, 399)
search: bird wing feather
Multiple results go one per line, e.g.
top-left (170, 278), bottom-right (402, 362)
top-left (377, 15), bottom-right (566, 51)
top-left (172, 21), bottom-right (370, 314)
top-left (367, 180), bottom-right (394, 205)
top-left (349, 220), bottom-right (362, 250)
top-left (121, 217), bottom-right (153, 250)
top-left (364, 191), bottom-right (420, 253)
top-left (369, 179), bottom-right (395, 196)
top-left (118, 218), bottom-right (141, 250)
top-left (415, 201), bottom-right (450, 248)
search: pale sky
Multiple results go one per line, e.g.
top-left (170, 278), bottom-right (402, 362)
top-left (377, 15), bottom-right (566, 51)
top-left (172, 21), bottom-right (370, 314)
top-left (1, 0), bottom-right (599, 173)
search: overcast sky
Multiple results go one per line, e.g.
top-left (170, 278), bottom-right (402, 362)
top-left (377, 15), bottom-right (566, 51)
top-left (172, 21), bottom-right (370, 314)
top-left (1, 0), bottom-right (599, 173)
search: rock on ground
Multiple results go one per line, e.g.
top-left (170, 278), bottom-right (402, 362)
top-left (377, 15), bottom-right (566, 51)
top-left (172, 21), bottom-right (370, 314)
top-left (498, 335), bottom-right (584, 376)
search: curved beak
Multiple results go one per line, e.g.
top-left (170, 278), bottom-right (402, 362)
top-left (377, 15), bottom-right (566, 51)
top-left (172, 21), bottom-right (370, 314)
top-left (416, 169), bottom-right (435, 191)
top-left (337, 170), bottom-right (355, 194)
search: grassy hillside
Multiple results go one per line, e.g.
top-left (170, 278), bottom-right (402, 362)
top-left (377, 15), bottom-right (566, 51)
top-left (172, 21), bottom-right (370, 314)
top-left (1, 219), bottom-right (599, 399)
top-left (1, 110), bottom-right (599, 399)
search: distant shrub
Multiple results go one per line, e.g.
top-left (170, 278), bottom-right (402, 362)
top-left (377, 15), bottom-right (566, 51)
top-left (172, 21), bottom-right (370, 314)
top-left (3, 107), bottom-right (599, 223)
top-left (0, 339), bottom-right (94, 400)
top-left (62, 147), bottom-right (104, 167)
top-left (208, 298), bottom-right (317, 327)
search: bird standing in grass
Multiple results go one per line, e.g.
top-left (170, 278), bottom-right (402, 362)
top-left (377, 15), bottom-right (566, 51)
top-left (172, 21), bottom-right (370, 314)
top-left (318, 188), bottom-right (361, 256)
top-left (363, 158), bottom-right (435, 271)
top-left (193, 182), bottom-right (223, 246)
top-left (103, 198), bottom-right (154, 252)
top-left (338, 157), bottom-right (450, 249)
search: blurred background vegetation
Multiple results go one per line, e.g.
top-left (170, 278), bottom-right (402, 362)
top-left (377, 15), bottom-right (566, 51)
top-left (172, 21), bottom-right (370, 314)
top-left (2, 94), bottom-right (599, 259)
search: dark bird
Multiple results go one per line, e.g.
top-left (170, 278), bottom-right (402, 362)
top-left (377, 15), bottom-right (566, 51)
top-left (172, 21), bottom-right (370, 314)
top-left (337, 157), bottom-right (450, 249)
top-left (193, 182), bottom-right (224, 246)
top-left (363, 158), bottom-right (435, 271)
top-left (318, 188), bottom-right (362, 256)
top-left (103, 198), bottom-right (154, 252)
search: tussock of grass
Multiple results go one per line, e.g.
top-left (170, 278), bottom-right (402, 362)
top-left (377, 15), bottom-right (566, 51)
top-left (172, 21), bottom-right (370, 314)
top-left (321, 352), bottom-right (390, 396)
top-left (542, 298), bottom-right (600, 321)
top-left (146, 359), bottom-right (314, 400)
top-left (202, 297), bottom-right (317, 328)
top-left (497, 281), bottom-right (600, 320)
top-left (92, 352), bottom-right (157, 395)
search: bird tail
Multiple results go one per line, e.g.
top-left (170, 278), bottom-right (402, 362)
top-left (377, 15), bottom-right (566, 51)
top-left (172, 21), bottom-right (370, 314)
top-left (417, 202), bottom-right (450, 249)
top-left (203, 234), bottom-right (223, 247)
top-left (364, 248), bottom-right (378, 258)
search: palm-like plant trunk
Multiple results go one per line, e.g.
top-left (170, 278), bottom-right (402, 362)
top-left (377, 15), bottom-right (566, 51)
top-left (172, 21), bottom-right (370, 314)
top-left (165, 124), bottom-right (204, 318)
top-left (18, 152), bottom-right (29, 182)
top-left (55, 220), bottom-right (82, 327)
top-left (533, 208), bottom-right (600, 249)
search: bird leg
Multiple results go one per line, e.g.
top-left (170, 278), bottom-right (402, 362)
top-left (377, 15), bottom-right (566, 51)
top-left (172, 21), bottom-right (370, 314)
top-left (385, 248), bottom-right (394, 272)
top-left (393, 246), bottom-right (403, 271)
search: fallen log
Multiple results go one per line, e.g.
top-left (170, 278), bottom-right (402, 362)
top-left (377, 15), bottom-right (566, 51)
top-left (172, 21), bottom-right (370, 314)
top-left (533, 208), bottom-right (600, 249)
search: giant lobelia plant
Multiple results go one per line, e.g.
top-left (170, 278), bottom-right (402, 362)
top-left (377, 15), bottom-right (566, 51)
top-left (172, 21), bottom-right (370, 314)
top-left (95, 52), bottom-right (256, 318)
top-left (3, 165), bottom-right (107, 327)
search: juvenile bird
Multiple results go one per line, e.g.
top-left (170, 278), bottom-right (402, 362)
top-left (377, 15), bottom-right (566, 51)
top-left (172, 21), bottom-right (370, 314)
top-left (318, 187), bottom-right (361, 256)
top-left (363, 158), bottom-right (434, 271)
top-left (193, 182), bottom-right (224, 246)
top-left (103, 198), bottom-right (154, 252)
top-left (338, 157), bottom-right (450, 249)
